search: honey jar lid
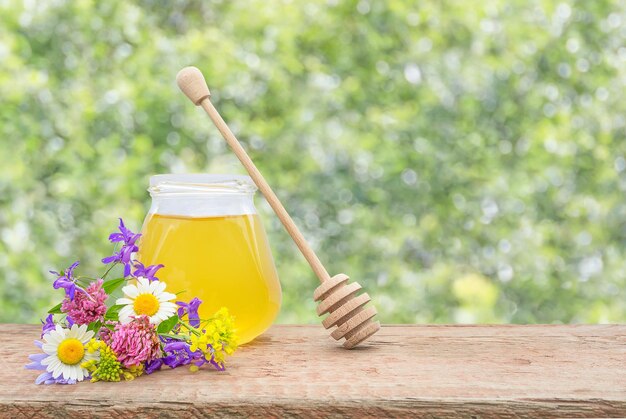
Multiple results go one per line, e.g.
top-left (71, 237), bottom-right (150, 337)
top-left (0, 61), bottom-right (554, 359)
top-left (147, 174), bottom-right (258, 216)
top-left (149, 174), bottom-right (255, 189)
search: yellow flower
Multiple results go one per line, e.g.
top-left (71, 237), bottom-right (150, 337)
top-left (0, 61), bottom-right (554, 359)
top-left (85, 338), bottom-right (104, 354)
top-left (122, 364), bottom-right (144, 381)
top-left (81, 342), bottom-right (145, 382)
top-left (186, 307), bottom-right (238, 368)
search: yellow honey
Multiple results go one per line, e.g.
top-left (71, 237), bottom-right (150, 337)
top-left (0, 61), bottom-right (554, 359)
top-left (137, 174), bottom-right (282, 344)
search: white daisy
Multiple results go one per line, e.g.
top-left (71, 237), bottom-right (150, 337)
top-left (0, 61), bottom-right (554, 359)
top-left (41, 324), bottom-right (98, 382)
top-left (116, 277), bottom-right (177, 325)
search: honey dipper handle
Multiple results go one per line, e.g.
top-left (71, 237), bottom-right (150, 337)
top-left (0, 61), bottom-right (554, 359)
top-left (177, 67), bottom-right (331, 284)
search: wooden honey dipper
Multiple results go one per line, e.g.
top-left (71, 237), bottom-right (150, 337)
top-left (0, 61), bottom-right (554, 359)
top-left (176, 66), bottom-right (380, 348)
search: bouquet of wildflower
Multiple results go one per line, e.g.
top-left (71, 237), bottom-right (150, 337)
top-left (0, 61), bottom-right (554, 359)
top-left (25, 219), bottom-right (238, 384)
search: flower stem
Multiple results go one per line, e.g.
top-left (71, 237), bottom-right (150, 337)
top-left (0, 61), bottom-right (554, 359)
top-left (101, 262), bottom-right (118, 280)
top-left (178, 320), bottom-right (201, 336)
top-left (74, 278), bottom-right (91, 286)
top-left (159, 333), bottom-right (187, 340)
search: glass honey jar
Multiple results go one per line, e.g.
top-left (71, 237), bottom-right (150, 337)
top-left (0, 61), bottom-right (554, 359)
top-left (137, 174), bottom-right (281, 344)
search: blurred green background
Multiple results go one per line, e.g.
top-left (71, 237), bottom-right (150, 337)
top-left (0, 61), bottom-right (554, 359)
top-left (1, 0), bottom-right (625, 325)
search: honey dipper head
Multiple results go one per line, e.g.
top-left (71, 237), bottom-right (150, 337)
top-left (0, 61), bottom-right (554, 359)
top-left (176, 66), bottom-right (211, 105)
top-left (314, 273), bottom-right (380, 348)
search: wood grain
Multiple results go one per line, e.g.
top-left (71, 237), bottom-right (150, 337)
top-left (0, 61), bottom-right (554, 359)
top-left (5, 324), bottom-right (626, 418)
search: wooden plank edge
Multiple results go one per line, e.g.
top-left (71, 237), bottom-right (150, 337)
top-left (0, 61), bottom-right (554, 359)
top-left (2, 398), bottom-right (626, 418)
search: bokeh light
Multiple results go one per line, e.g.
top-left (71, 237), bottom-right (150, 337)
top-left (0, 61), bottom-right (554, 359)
top-left (1, 0), bottom-right (625, 325)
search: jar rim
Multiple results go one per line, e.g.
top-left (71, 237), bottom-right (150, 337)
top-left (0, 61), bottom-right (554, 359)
top-left (149, 174), bottom-right (257, 195)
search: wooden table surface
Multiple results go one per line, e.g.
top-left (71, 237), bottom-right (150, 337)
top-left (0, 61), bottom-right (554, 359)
top-left (4, 324), bottom-right (626, 418)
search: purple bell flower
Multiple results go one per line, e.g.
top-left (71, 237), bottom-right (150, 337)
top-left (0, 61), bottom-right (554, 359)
top-left (149, 335), bottom-right (225, 373)
top-left (144, 358), bottom-right (164, 374)
top-left (50, 261), bottom-right (85, 301)
top-left (102, 218), bottom-right (141, 277)
top-left (162, 339), bottom-right (197, 368)
top-left (148, 337), bottom-right (205, 371)
top-left (176, 297), bottom-right (202, 328)
top-left (133, 261), bottom-right (164, 282)
top-left (40, 314), bottom-right (55, 338)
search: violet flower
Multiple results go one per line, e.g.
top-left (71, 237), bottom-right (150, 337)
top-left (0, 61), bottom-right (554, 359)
top-left (162, 340), bottom-right (198, 368)
top-left (147, 335), bottom-right (225, 374)
top-left (191, 348), bottom-right (224, 371)
top-left (133, 261), bottom-right (164, 282)
top-left (146, 337), bottom-right (205, 373)
top-left (25, 341), bottom-right (78, 385)
top-left (162, 337), bottom-right (223, 371)
top-left (102, 218), bottom-right (141, 277)
top-left (144, 358), bottom-right (163, 375)
top-left (207, 357), bottom-right (225, 371)
top-left (40, 314), bottom-right (55, 338)
top-left (176, 297), bottom-right (202, 328)
top-left (50, 261), bottom-right (85, 301)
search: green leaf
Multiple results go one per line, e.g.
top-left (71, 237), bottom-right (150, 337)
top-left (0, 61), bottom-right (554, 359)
top-left (105, 304), bottom-right (123, 321)
top-left (48, 303), bottom-right (63, 314)
top-left (103, 277), bottom-right (126, 294)
top-left (157, 315), bottom-right (179, 334)
top-left (87, 321), bottom-right (101, 332)
top-left (103, 322), bottom-right (116, 331)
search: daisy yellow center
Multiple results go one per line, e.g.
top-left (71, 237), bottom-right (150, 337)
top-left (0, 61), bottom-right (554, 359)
top-left (57, 338), bottom-right (85, 365)
top-left (134, 293), bottom-right (160, 316)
